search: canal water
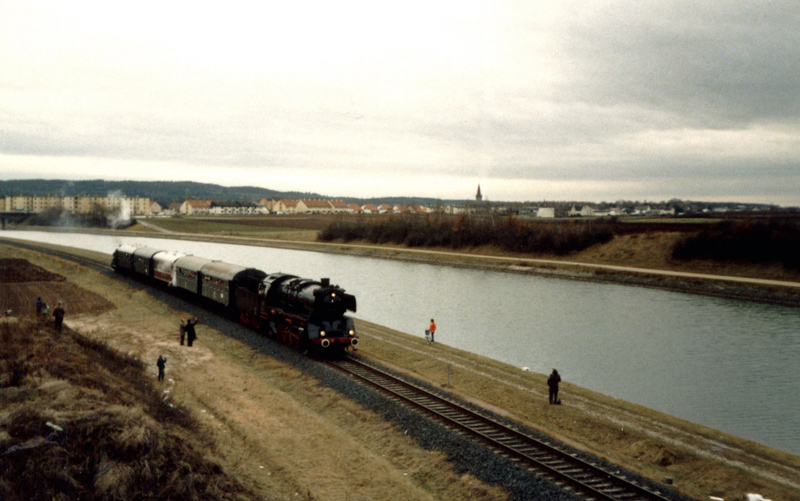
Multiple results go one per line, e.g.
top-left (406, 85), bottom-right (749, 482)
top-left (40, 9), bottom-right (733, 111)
top-left (3, 230), bottom-right (800, 456)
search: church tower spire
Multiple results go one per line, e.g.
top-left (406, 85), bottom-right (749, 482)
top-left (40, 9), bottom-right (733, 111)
top-left (476, 184), bottom-right (482, 202)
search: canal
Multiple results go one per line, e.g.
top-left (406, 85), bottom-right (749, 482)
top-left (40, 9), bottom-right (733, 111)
top-left (3, 230), bottom-right (799, 456)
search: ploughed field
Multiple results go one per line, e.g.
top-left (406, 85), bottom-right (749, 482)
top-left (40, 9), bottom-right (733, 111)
top-left (0, 258), bottom-right (114, 318)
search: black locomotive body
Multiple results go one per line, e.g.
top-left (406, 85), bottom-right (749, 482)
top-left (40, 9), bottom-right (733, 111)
top-left (112, 245), bottom-right (358, 354)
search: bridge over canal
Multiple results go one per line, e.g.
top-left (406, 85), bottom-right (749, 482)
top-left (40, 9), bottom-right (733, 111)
top-left (0, 212), bottom-right (33, 229)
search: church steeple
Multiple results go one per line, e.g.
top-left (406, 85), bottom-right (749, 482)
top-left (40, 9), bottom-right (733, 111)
top-left (476, 184), bottom-right (482, 202)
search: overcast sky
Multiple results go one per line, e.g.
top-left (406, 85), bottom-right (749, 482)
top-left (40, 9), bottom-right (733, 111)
top-left (2, 1), bottom-right (799, 205)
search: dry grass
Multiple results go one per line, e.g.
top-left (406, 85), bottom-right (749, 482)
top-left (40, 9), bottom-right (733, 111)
top-left (573, 232), bottom-right (800, 283)
top-left (0, 318), bottom-right (262, 501)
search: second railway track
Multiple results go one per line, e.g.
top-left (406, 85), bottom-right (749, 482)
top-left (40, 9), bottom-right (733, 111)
top-left (330, 357), bottom-right (680, 501)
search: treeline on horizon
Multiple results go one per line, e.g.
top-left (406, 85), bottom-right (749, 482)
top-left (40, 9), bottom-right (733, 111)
top-left (319, 214), bottom-right (616, 255)
top-left (321, 215), bottom-right (800, 268)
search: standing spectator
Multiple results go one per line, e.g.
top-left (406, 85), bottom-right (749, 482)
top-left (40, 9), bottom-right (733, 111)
top-left (185, 317), bottom-right (198, 347)
top-left (179, 320), bottom-right (186, 345)
top-left (157, 355), bottom-right (167, 381)
top-left (53, 301), bottom-right (65, 333)
top-left (37, 299), bottom-right (48, 324)
top-left (428, 318), bottom-right (437, 343)
top-left (547, 369), bottom-right (561, 405)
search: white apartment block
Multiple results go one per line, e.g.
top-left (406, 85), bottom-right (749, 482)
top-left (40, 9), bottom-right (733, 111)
top-left (0, 195), bottom-right (152, 216)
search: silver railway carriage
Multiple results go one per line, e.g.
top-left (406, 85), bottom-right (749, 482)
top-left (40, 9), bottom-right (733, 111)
top-left (174, 255), bottom-right (215, 294)
top-left (198, 261), bottom-right (267, 309)
top-left (132, 247), bottom-right (163, 278)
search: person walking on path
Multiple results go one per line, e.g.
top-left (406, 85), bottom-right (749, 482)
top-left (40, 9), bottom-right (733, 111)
top-left (157, 355), bottom-right (167, 381)
top-left (179, 320), bottom-right (186, 345)
top-left (427, 319), bottom-right (437, 343)
top-left (53, 301), bottom-right (65, 333)
top-left (547, 369), bottom-right (561, 405)
top-left (35, 297), bottom-right (43, 316)
top-left (185, 317), bottom-right (198, 347)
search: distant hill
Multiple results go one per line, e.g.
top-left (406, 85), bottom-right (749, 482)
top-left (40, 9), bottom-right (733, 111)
top-left (4, 179), bottom-right (785, 212)
top-left (0, 179), bottom-right (462, 207)
top-left (0, 179), bottom-right (326, 207)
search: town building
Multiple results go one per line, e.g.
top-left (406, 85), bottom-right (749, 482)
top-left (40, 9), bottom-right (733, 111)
top-left (179, 200), bottom-right (212, 215)
top-left (297, 199), bottom-right (333, 214)
top-left (0, 195), bottom-right (152, 216)
top-left (273, 199), bottom-right (299, 214)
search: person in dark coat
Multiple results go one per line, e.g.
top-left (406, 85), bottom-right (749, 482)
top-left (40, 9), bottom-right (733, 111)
top-left (53, 301), bottom-right (65, 333)
top-left (547, 368), bottom-right (561, 405)
top-left (185, 317), bottom-right (198, 347)
top-left (179, 320), bottom-right (186, 345)
top-left (157, 355), bottom-right (167, 381)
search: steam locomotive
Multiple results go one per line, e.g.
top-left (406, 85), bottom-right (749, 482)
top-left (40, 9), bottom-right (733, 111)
top-left (111, 245), bottom-right (358, 354)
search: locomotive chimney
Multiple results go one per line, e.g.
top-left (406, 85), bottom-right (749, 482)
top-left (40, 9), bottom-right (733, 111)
top-left (321, 278), bottom-right (330, 287)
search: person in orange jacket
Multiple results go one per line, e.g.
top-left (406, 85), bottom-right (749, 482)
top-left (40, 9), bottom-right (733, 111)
top-left (428, 319), bottom-right (437, 343)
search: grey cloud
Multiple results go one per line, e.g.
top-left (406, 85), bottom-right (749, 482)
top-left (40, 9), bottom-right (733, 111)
top-left (558, 2), bottom-right (800, 126)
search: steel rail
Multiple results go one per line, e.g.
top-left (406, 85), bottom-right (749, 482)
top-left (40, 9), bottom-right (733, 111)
top-left (331, 357), bottom-right (677, 501)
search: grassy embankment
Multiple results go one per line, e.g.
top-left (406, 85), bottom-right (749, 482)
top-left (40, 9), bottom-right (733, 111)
top-left (136, 215), bottom-right (321, 241)
top-left (0, 309), bottom-right (263, 500)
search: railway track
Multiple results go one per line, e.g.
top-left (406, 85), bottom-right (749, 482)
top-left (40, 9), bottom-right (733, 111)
top-left (330, 357), bottom-right (678, 501)
top-left (0, 239), bottom-right (112, 273)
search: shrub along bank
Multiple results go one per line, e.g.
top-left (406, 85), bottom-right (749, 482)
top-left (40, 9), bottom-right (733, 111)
top-left (672, 219), bottom-right (800, 270)
top-left (320, 214), bottom-right (615, 255)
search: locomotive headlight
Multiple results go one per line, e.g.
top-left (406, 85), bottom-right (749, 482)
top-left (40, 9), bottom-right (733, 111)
top-left (320, 330), bottom-right (326, 337)
top-left (348, 329), bottom-right (355, 336)
top-left (331, 292), bottom-right (337, 298)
